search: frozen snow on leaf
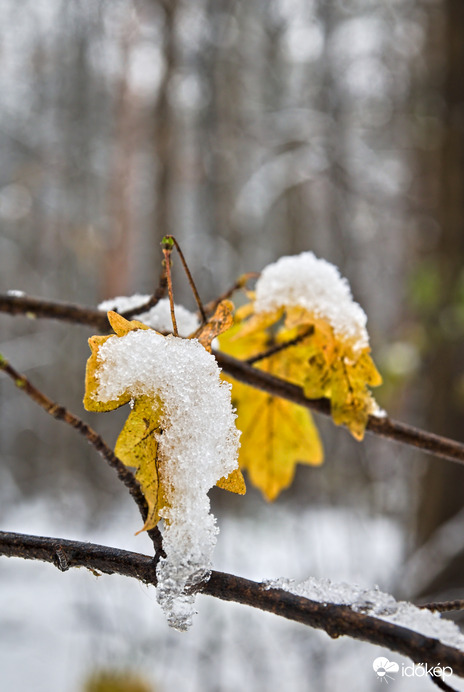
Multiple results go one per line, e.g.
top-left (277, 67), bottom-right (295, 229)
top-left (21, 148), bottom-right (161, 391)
top-left (98, 295), bottom-right (200, 337)
top-left (264, 576), bottom-right (464, 651)
top-left (254, 252), bottom-right (369, 351)
top-left (95, 330), bottom-right (240, 630)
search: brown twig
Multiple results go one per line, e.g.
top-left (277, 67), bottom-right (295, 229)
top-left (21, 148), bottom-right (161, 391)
top-left (0, 293), bottom-right (109, 330)
top-left (246, 326), bottom-right (315, 365)
top-left (0, 354), bottom-right (164, 555)
top-left (161, 237), bottom-right (178, 336)
top-left (3, 293), bottom-right (464, 468)
top-left (214, 351), bottom-right (464, 467)
top-left (429, 674), bottom-right (459, 691)
top-left (164, 235), bottom-right (207, 323)
top-left (119, 267), bottom-right (168, 320)
top-left (420, 600), bottom-right (464, 614)
top-left (203, 272), bottom-right (260, 315)
top-left (0, 530), bottom-right (464, 677)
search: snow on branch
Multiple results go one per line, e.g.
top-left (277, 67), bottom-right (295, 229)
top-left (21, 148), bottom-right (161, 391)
top-left (1, 530), bottom-right (464, 678)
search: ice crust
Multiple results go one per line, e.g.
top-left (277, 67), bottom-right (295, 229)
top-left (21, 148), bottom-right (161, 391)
top-left (98, 295), bottom-right (200, 337)
top-left (265, 576), bottom-right (464, 651)
top-left (254, 252), bottom-right (369, 351)
top-left (94, 329), bottom-right (240, 630)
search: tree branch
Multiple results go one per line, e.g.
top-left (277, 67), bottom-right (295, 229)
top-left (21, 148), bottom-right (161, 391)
top-left (2, 292), bottom-right (464, 467)
top-left (0, 355), bottom-right (164, 555)
top-left (1, 529), bottom-right (464, 677)
top-left (214, 351), bottom-right (464, 467)
top-left (0, 293), bottom-right (109, 330)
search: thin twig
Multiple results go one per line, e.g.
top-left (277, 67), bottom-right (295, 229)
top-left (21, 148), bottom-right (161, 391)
top-left (420, 600), bottom-right (464, 613)
top-left (0, 354), bottom-right (163, 554)
top-left (3, 293), bottom-right (464, 468)
top-left (164, 235), bottom-right (207, 323)
top-left (1, 530), bottom-right (464, 677)
top-left (429, 673), bottom-right (459, 691)
top-left (161, 238), bottom-right (178, 336)
top-left (119, 267), bottom-right (168, 320)
top-left (246, 327), bottom-right (315, 365)
top-left (203, 272), bottom-right (260, 315)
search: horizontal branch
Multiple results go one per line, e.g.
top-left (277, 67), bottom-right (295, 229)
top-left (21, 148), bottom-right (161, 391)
top-left (2, 292), bottom-right (464, 467)
top-left (1, 530), bottom-right (464, 678)
top-left (214, 351), bottom-right (464, 467)
top-left (0, 293), bottom-right (109, 330)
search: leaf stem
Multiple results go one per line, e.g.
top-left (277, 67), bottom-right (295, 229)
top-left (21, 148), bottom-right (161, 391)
top-left (119, 266), bottom-right (168, 320)
top-left (162, 241), bottom-right (178, 336)
top-left (163, 235), bottom-right (207, 323)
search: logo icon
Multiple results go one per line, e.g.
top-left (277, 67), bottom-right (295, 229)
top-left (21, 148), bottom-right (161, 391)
top-left (373, 657), bottom-right (399, 683)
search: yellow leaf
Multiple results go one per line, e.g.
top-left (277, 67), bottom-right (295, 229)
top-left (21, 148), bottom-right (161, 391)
top-left (84, 309), bottom-right (244, 533)
top-left (114, 395), bottom-right (168, 533)
top-left (230, 379), bottom-right (322, 501)
top-left (107, 310), bottom-right (151, 336)
top-left (83, 334), bottom-right (131, 412)
top-left (219, 317), bottom-right (323, 501)
top-left (196, 300), bottom-right (234, 352)
top-left (216, 467), bottom-right (246, 494)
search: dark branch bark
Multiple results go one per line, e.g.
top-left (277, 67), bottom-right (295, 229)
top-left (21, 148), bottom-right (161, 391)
top-left (1, 530), bottom-right (464, 677)
top-left (215, 351), bottom-right (464, 467)
top-left (0, 294), bottom-right (109, 330)
top-left (2, 293), bottom-right (464, 467)
top-left (0, 355), bottom-right (164, 556)
top-left (420, 599), bottom-right (464, 613)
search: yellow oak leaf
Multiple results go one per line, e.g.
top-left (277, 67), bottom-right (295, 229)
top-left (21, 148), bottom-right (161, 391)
top-left (84, 309), bottom-right (245, 533)
top-left (218, 320), bottom-right (323, 501)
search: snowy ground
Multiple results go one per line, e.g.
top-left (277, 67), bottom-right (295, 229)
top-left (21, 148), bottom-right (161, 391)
top-left (1, 489), bottom-right (463, 692)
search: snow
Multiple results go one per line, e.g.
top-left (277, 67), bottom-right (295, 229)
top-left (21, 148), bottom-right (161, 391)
top-left (92, 329), bottom-right (240, 630)
top-left (264, 575), bottom-right (464, 651)
top-left (98, 295), bottom-right (200, 337)
top-left (254, 252), bottom-right (369, 351)
top-left (1, 497), bottom-right (441, 692)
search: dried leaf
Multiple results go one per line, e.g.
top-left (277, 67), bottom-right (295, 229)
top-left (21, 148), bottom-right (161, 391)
top-left (196, 300), bottom-right (234, 352)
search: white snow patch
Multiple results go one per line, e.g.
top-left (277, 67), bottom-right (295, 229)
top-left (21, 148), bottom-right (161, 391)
top-left (98, 295), bottom-right (200, 337)
top-left (93, 330), bottom-right (240, 630)
top-left (254, 252), bottom-right (369, 351)
top-left (265, 575), bottom-right (464, 651)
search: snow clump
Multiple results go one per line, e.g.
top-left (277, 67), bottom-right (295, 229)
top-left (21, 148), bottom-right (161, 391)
top-left (254, 252), bottom-right (369, 352)
top-left (94, 329), bottom-right (240, 630)
top-left (98, 295), bottom-right (200, 337)
top-left (265, 576), bottom-right (464, 651)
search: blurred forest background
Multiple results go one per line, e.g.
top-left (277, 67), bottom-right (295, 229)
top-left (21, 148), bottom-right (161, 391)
top-left (1, 0), bottom-right (464, 690)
